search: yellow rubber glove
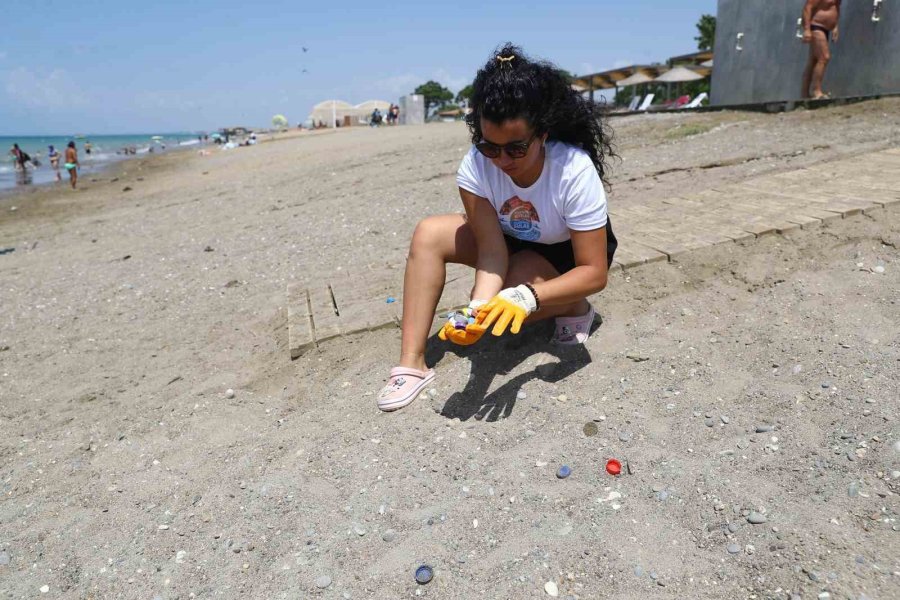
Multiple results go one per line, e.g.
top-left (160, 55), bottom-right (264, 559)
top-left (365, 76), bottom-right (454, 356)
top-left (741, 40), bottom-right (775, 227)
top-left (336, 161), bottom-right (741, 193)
top-left (476, 284), bottom-right (538, 336)
top-left (438, 302), bottom-right (488, 346)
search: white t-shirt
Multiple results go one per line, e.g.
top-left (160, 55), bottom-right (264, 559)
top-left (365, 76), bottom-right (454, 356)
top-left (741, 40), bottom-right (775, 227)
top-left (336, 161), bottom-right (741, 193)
top-left (456, 141), bottom-right (608, 244)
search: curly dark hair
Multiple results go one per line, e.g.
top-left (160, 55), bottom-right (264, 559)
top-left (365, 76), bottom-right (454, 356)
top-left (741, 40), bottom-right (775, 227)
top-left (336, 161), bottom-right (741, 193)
top-left (465, 43), bottom-right (615, 188)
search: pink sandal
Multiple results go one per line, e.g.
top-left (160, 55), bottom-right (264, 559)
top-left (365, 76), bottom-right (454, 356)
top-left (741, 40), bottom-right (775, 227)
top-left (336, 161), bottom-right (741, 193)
top-left (552, 305), bottom-right (596, 345)
top-left (377, 366), bottom-right (435, 412)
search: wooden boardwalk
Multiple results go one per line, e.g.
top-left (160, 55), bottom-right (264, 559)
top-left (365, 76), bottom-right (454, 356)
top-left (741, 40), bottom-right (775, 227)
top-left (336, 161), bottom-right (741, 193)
top-left (287, 148), bottom-right (900, 358)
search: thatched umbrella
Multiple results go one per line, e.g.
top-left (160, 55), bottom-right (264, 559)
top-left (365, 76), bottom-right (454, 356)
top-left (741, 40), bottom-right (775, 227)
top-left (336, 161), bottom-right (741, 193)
top-left (615, 71), bottom-right (653, 106)
top-left (654, 66), bottom-right (705, 100)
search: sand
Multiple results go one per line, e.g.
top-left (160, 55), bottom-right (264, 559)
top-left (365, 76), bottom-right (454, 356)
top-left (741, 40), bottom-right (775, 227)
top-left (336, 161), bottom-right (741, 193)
top-left (0, 100), bottom-right (898, 599)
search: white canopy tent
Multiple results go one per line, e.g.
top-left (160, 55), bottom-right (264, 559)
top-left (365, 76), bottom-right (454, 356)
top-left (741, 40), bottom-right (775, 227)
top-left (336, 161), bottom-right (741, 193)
top-left (309, 99), bottom-right (393, 127)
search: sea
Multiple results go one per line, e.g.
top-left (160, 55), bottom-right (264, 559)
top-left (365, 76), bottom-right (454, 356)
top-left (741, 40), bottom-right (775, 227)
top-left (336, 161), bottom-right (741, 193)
top-left (0, 133), bottom-right (205, 191)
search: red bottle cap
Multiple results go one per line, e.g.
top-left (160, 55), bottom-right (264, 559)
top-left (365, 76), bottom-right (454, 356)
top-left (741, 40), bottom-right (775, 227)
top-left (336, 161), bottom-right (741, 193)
top-left (606, 459), bottom-right (622, 476)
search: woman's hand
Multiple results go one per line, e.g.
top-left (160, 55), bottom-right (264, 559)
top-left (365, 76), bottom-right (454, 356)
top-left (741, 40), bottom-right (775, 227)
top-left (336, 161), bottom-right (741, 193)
top-left (475, 285), bottom-right (537, 336)
top-left (438, 301), bottom-right (488, 345)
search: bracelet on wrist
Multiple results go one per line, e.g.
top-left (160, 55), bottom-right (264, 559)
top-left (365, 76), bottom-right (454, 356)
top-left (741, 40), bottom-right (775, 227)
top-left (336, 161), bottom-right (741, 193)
top-left (523, 283), bottom-right (541, 311)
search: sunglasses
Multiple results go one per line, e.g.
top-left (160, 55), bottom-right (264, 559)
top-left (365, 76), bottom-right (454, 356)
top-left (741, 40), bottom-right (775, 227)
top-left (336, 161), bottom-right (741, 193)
top-left (475, 133), bottom-right (538, 159)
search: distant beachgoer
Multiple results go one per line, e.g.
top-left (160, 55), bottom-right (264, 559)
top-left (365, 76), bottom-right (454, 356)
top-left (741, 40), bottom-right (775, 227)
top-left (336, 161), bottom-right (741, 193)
top-left (391, 103), bottom-right (399, 124)
top-left (802, 0), bottom-right (841, 99)
top-left (64, 141), bottom-right (79, 189)
top-left (370, 108), bottom-right (383, 127)
top-left (48, 145), bottom-right (61, 181)
top-left (9, 143), bottom-right (28, 171)
top-left (374, 43), bottom-right (617, 411)
top-left (84, 140), bottom-right (92, 155)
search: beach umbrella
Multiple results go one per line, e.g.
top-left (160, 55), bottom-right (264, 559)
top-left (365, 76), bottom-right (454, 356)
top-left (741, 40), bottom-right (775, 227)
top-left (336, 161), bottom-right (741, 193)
top-left (654, 66), bottom-right (705, 101)
top-left (614, 72), bottom-right (652, 106)
top-left (654, 66), bottom-right (704, 83)
top-left (617, 72), bottom-right (653, 87)
top-left (272, 114), bottom-right (288, 128)
top-left (700, 59), bottom-right (714, 68)
top-left (151, 135), bottom-right (164, 141)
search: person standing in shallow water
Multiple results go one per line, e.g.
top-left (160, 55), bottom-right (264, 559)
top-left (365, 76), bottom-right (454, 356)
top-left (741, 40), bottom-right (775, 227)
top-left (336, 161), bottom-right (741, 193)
top-left (64, 141), bottom-right (79, 189)
top-left (375, 43), bottom-right (618, 412)
top-left (48, 145), bottom-right (61, 181)
top-left (801, 0), bottom-right (841, 99)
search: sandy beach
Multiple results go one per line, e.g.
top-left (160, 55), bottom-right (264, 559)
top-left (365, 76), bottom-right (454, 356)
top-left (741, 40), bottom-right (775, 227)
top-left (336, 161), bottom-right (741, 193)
top-left (1, 100), bottom-right (899, 599)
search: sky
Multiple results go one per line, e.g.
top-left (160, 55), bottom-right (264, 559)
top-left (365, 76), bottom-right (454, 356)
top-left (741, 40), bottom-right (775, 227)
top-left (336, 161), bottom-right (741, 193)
top-left (0, 0), bottom-right (717, 135)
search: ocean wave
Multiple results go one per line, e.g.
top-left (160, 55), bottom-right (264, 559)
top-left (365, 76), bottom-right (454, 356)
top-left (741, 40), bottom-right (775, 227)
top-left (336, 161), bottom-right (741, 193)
top-left (178, 139), bottom-right (200, 146)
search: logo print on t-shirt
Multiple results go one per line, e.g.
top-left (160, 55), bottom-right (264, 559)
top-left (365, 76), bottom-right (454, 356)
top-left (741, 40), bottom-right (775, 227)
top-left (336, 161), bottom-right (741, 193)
top-left (498, 196), bottom-right (541, 241)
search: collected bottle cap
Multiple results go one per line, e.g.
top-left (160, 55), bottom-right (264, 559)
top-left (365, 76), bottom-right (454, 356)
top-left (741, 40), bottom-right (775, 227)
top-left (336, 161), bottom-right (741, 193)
top-left (556, 465), bottom-right (571, 479)
top-left (386, 297), bottom-right (396, 304)
top-left (415, 565), bottom-right (434, 584)
top-left (606, 459), bottom-right (622, 476)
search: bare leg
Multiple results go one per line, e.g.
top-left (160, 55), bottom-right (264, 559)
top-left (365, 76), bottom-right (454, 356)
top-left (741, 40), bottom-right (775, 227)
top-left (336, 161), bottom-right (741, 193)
top-left (801, 46), bottom-right (815, 98)
top-left (810, 31), bottom-right (831, 99)
top-left (504, 250), bottom-right (591, 323)
top-left (398, 214), bottom-right (478, 371)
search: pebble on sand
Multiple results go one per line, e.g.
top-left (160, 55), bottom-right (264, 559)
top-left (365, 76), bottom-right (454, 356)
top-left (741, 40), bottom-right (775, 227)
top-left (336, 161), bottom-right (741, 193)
top-left (727, 543), bottom-right (741, 554)
top-left (618, 431), bottom-right (633, 442)
top-left (873, 265), bottom-right (885, 274)
top-left (225, 388), bottom-right (235, 399)
top-left (756, 424), bottom-right (775, 433)
top-left (747, 511), bottom-right (767, 524)
top-left (315, 575), bottom-right (332, 589)
top-left (544, 581), bottom-right (559, 597)
top-left (381, 529), bottom-right (396, 542)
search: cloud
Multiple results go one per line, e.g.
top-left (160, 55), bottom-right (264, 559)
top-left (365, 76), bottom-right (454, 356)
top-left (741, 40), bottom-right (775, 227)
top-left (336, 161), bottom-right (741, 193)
top-left (4, 67), bottom-right (88, 110)
top-left (133, 90), bottom-right (201, 112)
top-left (430, 68), bottom-right (470, 94)
top-left (370, 73), bottom-right (421, 98)
top-left (369, 68), bottom-right (471, 102)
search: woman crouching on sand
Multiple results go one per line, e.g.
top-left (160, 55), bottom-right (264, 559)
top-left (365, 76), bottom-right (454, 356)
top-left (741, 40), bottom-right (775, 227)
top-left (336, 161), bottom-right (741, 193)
top-left (377, 43), bottom-right (617, 411)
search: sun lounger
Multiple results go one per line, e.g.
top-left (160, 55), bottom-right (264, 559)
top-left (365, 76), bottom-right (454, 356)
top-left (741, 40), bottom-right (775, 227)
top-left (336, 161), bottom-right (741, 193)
top-left (637, 94), bottom-right (655, 111)
top-left (626, 96), bottom-right (642, 111)
top-left (682, 92), bottom-right (708, 109)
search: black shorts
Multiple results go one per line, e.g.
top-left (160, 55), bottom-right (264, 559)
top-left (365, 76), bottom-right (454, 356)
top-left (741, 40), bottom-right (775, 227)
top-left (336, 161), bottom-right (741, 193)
top-left (504, 218), bottom-right (618, 274)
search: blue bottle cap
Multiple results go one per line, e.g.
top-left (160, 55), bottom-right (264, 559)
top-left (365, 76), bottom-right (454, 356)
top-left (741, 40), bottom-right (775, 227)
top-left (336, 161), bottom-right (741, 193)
top-left (415, 565), bottom-right (433, 584)
top-left (556, 465), bottom-right (571, 479)
top-left (386, 297), bottom-right (396, 304)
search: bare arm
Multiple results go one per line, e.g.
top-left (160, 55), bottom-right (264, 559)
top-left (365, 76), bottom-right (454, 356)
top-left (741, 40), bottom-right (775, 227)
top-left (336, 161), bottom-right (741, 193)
top-left (802, 0), bottom-right (817, 42)
top-left (802, 0), bottom-right (816, 28)
top-left (532, 227), bottom-right (609, 306)
top-left (459, 187), bottom-right (507, 302)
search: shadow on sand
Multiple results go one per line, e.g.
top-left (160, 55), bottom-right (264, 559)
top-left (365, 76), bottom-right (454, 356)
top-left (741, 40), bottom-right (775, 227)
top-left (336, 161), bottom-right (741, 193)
top-left (424, 314), bottom-right (601, 422)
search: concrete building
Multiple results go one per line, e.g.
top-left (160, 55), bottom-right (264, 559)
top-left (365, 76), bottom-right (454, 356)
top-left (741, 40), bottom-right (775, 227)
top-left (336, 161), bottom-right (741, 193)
top-left (712, 0), bottom-right (899, 105)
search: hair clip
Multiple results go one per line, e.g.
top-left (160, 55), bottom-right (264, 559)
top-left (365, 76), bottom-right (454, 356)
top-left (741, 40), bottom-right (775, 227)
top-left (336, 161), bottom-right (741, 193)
top-left (496, 54), bottom-right (515, 64)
